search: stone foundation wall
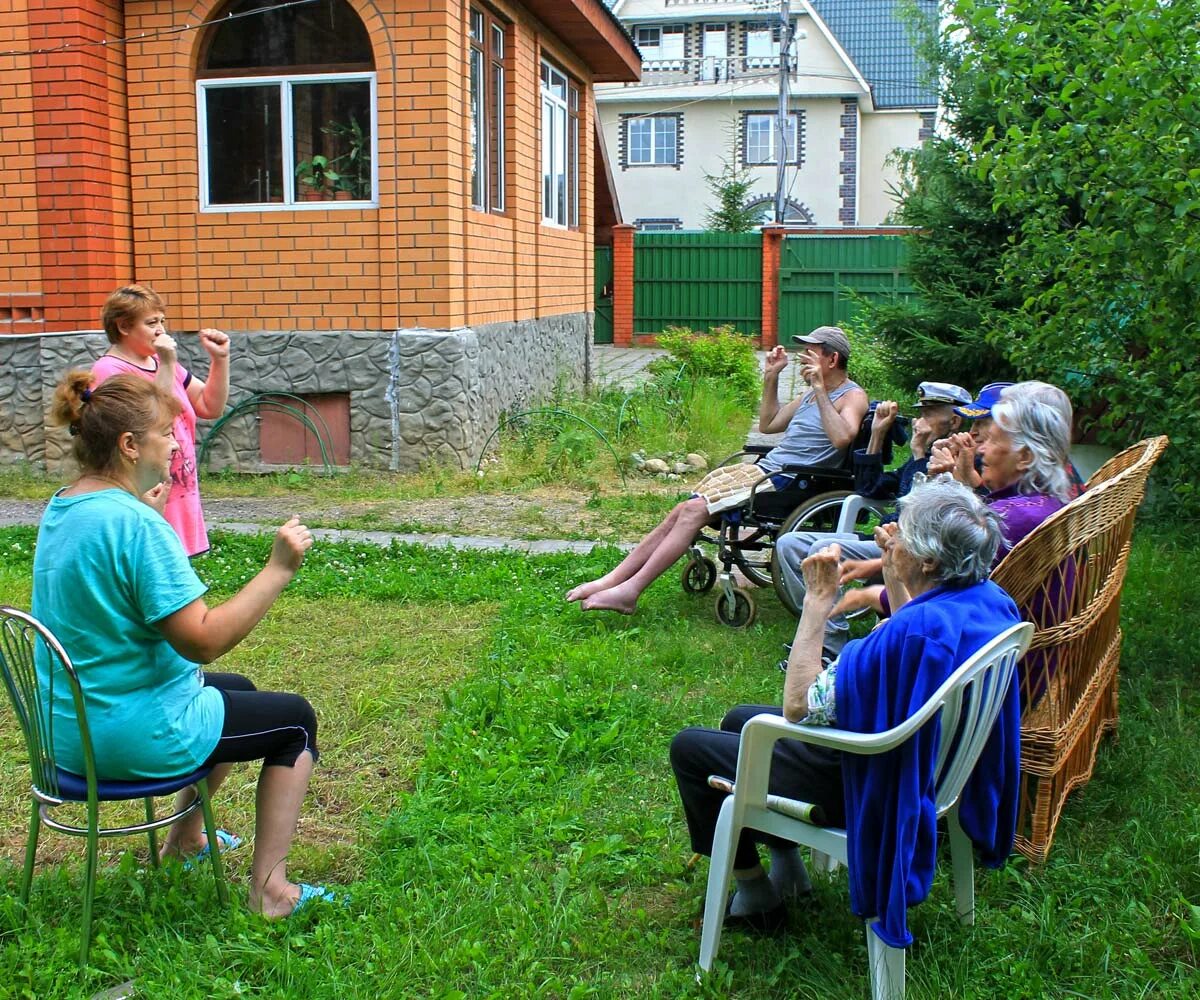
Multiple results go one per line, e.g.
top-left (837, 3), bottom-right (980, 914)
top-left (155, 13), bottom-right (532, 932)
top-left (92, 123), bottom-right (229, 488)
top-left (0, 314), bottom-right (592, 475)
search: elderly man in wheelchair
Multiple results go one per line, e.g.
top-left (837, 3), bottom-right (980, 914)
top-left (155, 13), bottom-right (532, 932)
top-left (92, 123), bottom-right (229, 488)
top-left (567, 326), bottom-right (868, 615)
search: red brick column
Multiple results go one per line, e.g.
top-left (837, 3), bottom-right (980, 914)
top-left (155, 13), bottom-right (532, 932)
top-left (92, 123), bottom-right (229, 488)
top-left (28, 0), bottom-right (133, 331)
top-left (760, 224), bottom-right (784, 348)
top-left (611, 223), bottom-right (635, 347)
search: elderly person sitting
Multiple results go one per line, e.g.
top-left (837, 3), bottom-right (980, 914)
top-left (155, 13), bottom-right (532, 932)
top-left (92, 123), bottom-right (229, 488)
top-left (567, 326), bottom-right (867, 614)
top-left (834, 384), bottom-right (1075, 621)
top-left (670, 479), bottom-right (1022, 938)
top-left (774, 380), bottom-right (971, 657)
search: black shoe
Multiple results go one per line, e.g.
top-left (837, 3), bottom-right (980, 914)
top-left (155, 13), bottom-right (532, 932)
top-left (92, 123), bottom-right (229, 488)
top-left (723, 899), bottom-right (788, 935)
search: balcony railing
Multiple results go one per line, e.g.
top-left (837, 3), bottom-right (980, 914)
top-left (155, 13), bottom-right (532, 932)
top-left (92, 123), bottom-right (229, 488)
top-left (621, 54), bottom-right (784, 87)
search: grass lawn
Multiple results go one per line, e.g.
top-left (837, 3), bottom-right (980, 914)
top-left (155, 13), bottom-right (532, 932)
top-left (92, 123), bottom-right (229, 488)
top-left (0, 523), bottom-right (1196, 998)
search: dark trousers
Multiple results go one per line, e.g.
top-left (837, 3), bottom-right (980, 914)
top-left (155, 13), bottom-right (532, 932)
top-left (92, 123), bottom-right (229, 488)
top-left (670, 704), bottom-right (846, 870)
top-left (201, 672), bottom-right (319, 769)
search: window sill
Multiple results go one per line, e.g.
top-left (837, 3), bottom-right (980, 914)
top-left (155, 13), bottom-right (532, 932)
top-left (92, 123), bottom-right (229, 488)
top-left (200, 201), bottom-right (379, 213)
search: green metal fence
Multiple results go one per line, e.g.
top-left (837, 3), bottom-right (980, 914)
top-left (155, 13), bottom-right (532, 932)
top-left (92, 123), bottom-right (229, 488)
top-left (778, 234), bottom-right (914, 336)
top-left (633, 232), bottom-right (762, 335)
top-left (594, 246), bottom-right (613, 344)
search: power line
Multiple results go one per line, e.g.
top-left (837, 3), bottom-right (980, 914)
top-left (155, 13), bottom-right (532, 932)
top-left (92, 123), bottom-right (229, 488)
top-left (0, 0), bottom-right (318, 61)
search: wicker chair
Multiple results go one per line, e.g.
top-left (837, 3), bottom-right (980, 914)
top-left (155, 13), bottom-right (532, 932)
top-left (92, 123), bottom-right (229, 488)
top-left (990, 435), bottom-right (1168, 862)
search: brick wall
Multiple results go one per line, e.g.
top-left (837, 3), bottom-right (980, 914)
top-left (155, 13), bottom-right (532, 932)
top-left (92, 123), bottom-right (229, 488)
top-left (2, 0), bottom-right (595, 337)
top-left (838, 97), bottom-right (858, 226)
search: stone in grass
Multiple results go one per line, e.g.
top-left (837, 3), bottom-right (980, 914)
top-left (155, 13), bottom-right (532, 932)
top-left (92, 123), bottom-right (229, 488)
top-left (672, 461), bottom-right (691, 475)
top-left (686, 452), bottom-right (708, 471)
top-left (629, 452), bottom-right (646, 468)
top-left (642, 458), bottom-right (670, 474)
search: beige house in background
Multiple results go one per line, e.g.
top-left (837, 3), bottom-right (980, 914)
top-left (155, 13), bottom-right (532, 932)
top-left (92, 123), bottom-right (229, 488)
top-left (596, 0), bottom-right (937, 230)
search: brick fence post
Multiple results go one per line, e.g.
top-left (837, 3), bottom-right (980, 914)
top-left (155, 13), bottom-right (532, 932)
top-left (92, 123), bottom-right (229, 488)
top-left (760, 225), bottom-right (785, 348)
top-left (612, 223), bottom-right (635, 347)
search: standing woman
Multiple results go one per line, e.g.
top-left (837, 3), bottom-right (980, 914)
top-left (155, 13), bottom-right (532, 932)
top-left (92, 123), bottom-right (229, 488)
top-left (34, 371), bottom-right (330, 916)
top-left (92, 285), bottom-right (230, 556)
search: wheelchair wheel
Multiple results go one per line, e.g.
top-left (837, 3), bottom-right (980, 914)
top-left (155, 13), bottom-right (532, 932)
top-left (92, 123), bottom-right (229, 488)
top-left (715, 587), bottom-right (756, 628)
top-left (729, 524), bottom-right (774, 587)
top-left (770, 491), bottom-right (890, 619)
top-left (681, 556), bottom-right (717, 594)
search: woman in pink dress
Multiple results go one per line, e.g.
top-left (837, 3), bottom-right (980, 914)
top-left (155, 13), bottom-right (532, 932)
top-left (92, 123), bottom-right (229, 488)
top-left (92, 285), bottom-right (230, 555)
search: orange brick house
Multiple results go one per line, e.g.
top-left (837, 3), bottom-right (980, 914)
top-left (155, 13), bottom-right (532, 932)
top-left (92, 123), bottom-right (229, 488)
top-left (0, 0), bottom-right (639, 471)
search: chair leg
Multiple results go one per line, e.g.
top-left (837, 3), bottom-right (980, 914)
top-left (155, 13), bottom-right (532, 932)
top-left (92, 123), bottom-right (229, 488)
top-left (866, 921), bottom-right (905, 1000)
top-left (698, 796), bottom-right (739, 973)
top-left (79, 799), bottom-right (100, 969)
top-left (145, 797), bottom-right (160, 868)
top-left (195, 779), bottom-right (229, 907)
top-left (20, 800), bottom-right (41, 906)
top-left (810, 849), bottom-right (841, 874)
top-left (946, 811), bottom-right (975, 927)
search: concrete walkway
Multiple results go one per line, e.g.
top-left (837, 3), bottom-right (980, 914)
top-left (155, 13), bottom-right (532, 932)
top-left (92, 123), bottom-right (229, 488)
top-left (0, 500), bottom-right (631, 555)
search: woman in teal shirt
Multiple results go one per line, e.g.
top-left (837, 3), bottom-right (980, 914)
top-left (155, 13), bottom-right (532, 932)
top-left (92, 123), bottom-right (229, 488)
top-left (34, 371), bottom-right (329, 917)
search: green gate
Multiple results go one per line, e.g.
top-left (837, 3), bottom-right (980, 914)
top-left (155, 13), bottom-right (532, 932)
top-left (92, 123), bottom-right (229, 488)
top-left (594, 246), bottom-right (613, 344)
top-left (634, 232), bottom-right (761, 335)
top-left (778, 234), bottom-right (914, 336)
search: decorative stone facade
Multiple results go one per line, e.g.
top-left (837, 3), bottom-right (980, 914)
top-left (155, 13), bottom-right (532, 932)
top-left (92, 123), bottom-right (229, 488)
top-left (838, 97), bottom-right (859, 225)
top-left (0, 317), bottom-right (592, 475)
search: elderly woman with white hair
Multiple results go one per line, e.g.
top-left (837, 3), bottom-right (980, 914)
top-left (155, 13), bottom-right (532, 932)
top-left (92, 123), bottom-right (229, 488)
top-left (670, 479), bottom-right (1023, 940)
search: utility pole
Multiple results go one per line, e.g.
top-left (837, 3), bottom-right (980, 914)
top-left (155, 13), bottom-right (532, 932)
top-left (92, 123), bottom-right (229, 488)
top-left (773, 0), bottom-right (793, 223)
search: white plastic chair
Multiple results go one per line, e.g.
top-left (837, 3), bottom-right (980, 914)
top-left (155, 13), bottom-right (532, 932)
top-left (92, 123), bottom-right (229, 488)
top-left (697, 621), bottom-right (1033, 1000)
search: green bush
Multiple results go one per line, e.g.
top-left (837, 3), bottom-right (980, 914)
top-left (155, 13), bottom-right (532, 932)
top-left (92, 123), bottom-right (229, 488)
top-left (648, 324), bottom-right (760, 407)
top-left (842, 324), bottom-right (907, 403)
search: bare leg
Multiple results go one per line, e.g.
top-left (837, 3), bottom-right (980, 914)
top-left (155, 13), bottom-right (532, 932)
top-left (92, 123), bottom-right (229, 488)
top-left (566, 501), bottom-right (689, 602)
top-left (247, 751), bottom-right (315, 919)
top-left (582, 499), bottom-right (713, 613)
top-left (161, 762), bottom-right (234, 858)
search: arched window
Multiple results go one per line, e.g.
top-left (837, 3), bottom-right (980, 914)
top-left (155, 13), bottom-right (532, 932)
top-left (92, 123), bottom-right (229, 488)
top-left (197, 0), bottom-right (376, 209)
top-left (744, 197), bottom-right (815, 226)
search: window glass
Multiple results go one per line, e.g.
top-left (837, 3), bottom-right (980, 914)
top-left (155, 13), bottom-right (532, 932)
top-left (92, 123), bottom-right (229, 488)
top-left (745, 114), bottom-right (773, 164)
top-left (469, 8), bottom-right (507, 212)
top-left (205, 85), bottom-right (284, 203)
top-left (660, 25), bottom-right (685, 61)
top-left (540, 60), bottom-right (578, 226)
top-left (204, 0), bottom-right (372, 71)
top-left (628, 118), bottom-right (651, 164)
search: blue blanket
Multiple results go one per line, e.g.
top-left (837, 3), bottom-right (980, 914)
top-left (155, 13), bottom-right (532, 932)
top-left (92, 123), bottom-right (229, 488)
top-left (834, 580), bottom-right (1022, 948)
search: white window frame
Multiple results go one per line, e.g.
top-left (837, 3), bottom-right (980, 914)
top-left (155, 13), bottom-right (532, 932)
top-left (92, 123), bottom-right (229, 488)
top-left (540, 60), bottom-right (578, 228)
top-left (627, 115), bottom-right (677, 166)
top-left (743, 112), bottom-right (799, 166)
top-left (197, 71), bottom-right (378, 212)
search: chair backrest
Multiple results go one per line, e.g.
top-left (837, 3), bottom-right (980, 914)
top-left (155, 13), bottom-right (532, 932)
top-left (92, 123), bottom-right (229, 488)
top-left (931, 622), bottom-right (1034, 817)
top-left (0, 606), bottom-right (96, 799)
top-left (990, 436), bottom-right (1167, 727)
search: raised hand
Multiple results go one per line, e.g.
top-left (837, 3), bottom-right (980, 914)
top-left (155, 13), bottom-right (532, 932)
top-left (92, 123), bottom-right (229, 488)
top-left (840, 557), bottom-right (882, 585)
top-left (198, 328), bottom-right (231, 360)
top-left (801, 542), bottom-right (841, 606)
top-left (763, 344), bottom-right (789, 378)
top-left (153, 332), bottom-right (178, 366)
top-left (141, 480), bottom-right (170, 515)
top-left (270, 516), bottom-right (313, 574)
top-left (799, 348), bottom-right (825, 391)
top-left (873, 400), bottom-right (898, 432)
top-left (831, 585), bottom-right (884, 618)
top-left (927, 436), bottom-right (959, 476)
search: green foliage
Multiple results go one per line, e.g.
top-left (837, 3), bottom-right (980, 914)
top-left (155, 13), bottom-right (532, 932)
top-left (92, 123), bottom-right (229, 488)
top-left (703, 153), bottom-right (759, 233)
top-left (649, 324), bottom-right (761, 407)
top-left (863, 0), bottom-right (1199, 512)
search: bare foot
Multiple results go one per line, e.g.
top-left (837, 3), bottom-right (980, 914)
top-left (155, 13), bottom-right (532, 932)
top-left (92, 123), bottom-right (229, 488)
top-left (566, 580), bottom-right (606, 602)
top-left (249, 882), bottom-right (302, 920)
top-left (580, 585), bottom-right (638, 614)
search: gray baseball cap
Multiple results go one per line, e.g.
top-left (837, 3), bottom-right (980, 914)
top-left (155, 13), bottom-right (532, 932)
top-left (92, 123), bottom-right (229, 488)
top-left (792, 325), bottom-right (851, 360)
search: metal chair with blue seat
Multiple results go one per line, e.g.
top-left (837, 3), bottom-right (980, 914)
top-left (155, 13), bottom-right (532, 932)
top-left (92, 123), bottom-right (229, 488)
top-left (0, 605), bottom-right (229, 967)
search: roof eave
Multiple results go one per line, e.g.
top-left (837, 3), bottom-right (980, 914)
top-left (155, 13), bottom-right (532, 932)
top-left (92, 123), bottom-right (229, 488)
top-left (522, 0), bottom-right (642, 83)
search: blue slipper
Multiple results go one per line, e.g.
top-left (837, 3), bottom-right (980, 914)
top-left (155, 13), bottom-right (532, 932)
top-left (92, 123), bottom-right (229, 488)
top-left (290, 882), bottom-right (339, 916)
top-left (182, 829), bottom-right (242, 871)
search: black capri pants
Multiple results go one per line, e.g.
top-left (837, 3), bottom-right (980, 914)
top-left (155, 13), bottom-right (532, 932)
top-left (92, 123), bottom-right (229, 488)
top-left (200, 672), bottom-right (319, 768)
top-left (670, 704), bottom-right (845, 871)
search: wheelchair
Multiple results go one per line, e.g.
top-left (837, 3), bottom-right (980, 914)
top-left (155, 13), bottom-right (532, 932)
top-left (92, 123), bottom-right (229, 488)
top-left (682, 403), bottom-right (906, 628)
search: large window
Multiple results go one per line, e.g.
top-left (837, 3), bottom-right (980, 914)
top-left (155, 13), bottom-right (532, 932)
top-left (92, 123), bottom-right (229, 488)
top-left (742, 111), bottom-right (802, 166)
top-left (627, 115), bottom-right (678, 166)
top-left (540, 61), bottom-right (580, 228)
top-left (197, 0), bottom-right (376, 210)
top-left (635, 24), bottom-right (685, 64)
top-left (469, 7), bottom-right (507, 213)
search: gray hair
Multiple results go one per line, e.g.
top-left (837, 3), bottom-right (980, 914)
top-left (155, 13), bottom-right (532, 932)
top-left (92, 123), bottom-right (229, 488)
top-left (1000, 381), bottom-right (1074, 431)
top-left (991, 391), bottom-right (1072, 501)
top-left (897, 478), bottom-right (1004, 587)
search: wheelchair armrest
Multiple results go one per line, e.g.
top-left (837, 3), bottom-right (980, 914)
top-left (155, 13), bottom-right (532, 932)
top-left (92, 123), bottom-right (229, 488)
top-left (742, 444), bottom-right (773, 456)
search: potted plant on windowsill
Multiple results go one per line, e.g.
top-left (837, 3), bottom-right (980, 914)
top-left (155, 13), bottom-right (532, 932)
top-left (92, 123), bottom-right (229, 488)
top-left (294, 155), bottom-right (341, 201)
top-left (322, 115), bottom-right (371, 201)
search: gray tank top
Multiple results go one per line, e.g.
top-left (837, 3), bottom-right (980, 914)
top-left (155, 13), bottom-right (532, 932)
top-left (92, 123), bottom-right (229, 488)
top-left (759, 379), bottom-right (863, 473)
